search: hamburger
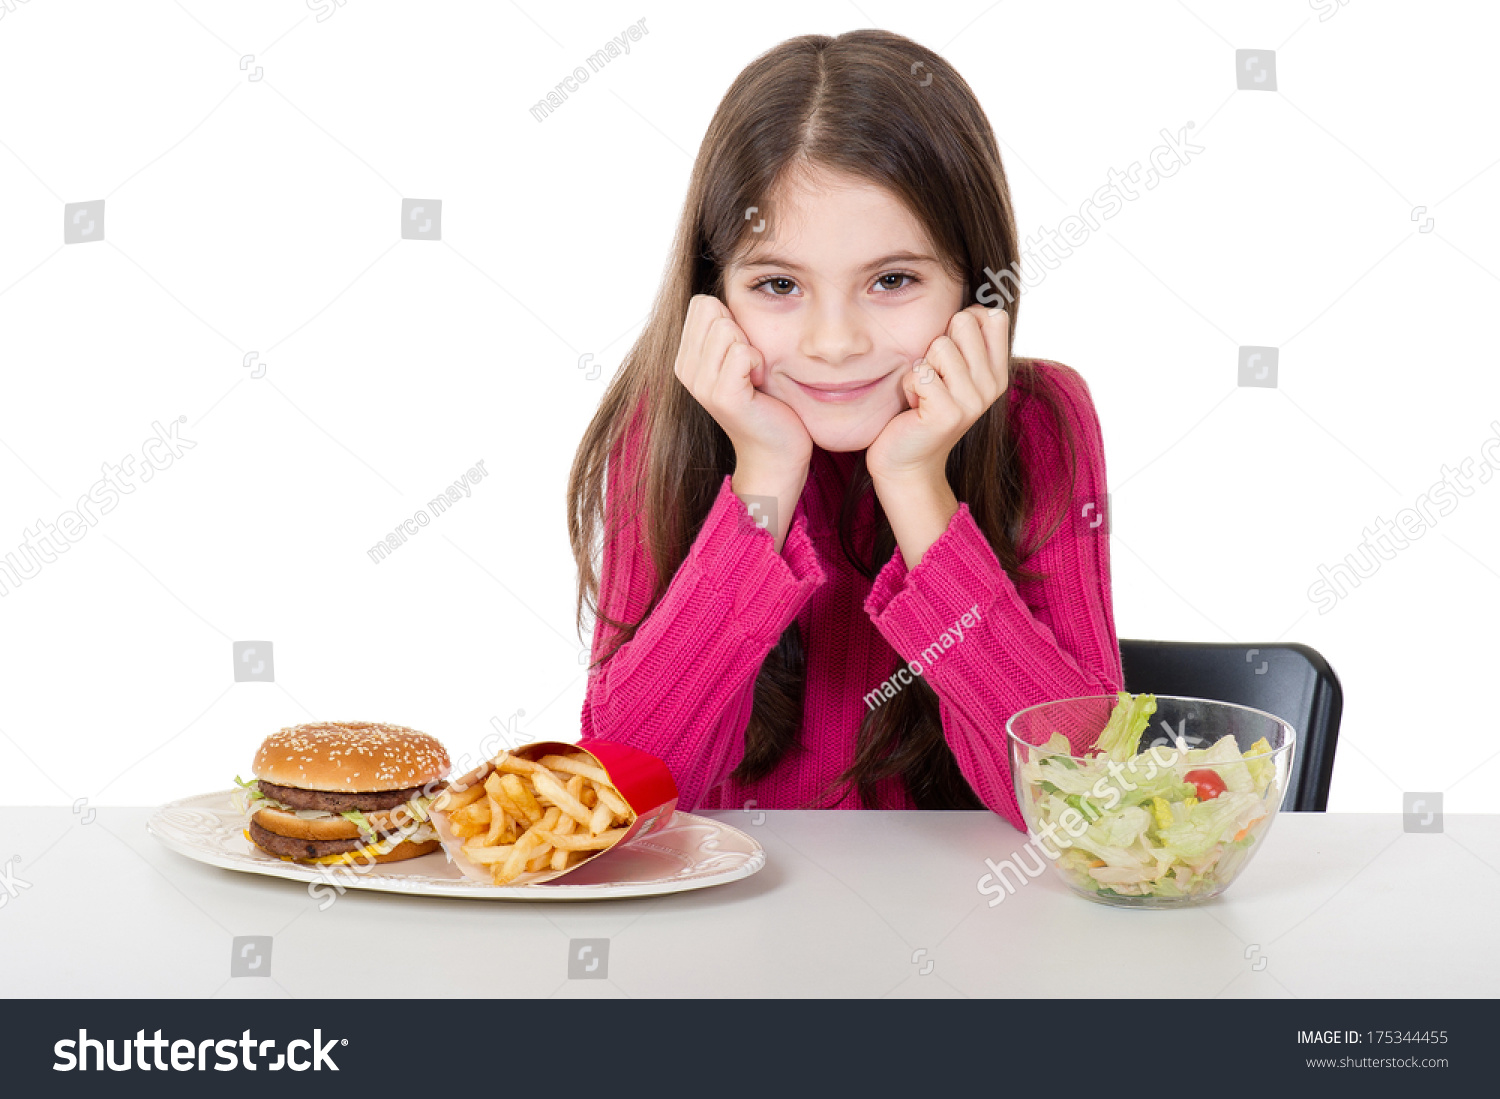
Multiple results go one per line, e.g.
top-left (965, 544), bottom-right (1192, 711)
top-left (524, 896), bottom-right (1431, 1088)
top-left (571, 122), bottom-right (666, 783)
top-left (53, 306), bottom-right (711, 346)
top-left (234, 721), bottom-right (451, 865)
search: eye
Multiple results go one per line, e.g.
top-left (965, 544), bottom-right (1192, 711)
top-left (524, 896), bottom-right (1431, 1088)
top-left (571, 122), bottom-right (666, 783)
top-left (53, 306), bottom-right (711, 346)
top-left (874, 271), bottom-right (921, 293)
top-left (749, 275), bottom-right (799, 296)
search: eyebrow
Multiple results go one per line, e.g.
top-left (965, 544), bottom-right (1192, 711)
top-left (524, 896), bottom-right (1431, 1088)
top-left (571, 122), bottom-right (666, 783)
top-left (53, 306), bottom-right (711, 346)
top-left (736, 250), bottom-right (940, 274)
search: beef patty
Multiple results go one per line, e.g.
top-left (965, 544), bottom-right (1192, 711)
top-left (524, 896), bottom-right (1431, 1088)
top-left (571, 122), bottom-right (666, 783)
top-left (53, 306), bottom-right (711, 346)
top-left (248, 819), bottom-right (374, 860)
top-left (255, 779), bottom-right (425, 812)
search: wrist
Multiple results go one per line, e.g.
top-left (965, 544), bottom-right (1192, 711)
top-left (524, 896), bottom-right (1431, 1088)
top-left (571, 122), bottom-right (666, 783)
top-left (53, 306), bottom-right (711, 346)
top-left (731, 462), bottom-right (808, 554)
top-left (871, 466), bottom-right (951, 501)
top-left (733, 447), bottom-right (808, 491)
top-left (734, 440), bottom-right (810, 478)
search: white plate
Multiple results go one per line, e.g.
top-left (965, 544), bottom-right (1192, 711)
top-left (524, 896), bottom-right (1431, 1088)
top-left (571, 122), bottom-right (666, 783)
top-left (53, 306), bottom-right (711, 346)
top-left (147, 790), bottom-right (766, 901)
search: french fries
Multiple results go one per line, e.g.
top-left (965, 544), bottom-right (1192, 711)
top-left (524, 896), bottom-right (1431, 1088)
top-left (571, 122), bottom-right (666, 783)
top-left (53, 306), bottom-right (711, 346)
top-left (537, 753), bottom-right (612, 785)
top-left (536, 827), bottom-right (629, 851)
top-left (441, 749), bottom-right (638, 885)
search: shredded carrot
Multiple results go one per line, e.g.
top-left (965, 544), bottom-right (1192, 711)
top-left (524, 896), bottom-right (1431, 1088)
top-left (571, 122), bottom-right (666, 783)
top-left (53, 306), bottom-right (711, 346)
top-left (1087, 859), bottom-right (1105, 867)
top-left (1233, 815), bottom-right (1266, 843)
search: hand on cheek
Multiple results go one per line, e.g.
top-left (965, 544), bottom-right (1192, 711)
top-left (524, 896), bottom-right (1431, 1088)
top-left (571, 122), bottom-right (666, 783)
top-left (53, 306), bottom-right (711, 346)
top-left (866, 304), bottom-right (1010, 486)
top-left (674, 293), bottom-right (813, 471)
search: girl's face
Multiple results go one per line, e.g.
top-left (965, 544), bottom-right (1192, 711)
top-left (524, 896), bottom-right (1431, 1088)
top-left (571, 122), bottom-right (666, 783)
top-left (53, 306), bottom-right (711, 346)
top-left (723, 167), bottom-right (966, 453)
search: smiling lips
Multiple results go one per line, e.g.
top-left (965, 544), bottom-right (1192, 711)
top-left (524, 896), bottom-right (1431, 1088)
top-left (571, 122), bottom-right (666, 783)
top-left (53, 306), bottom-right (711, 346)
top-left (793, 373), bottom-right (892, 402)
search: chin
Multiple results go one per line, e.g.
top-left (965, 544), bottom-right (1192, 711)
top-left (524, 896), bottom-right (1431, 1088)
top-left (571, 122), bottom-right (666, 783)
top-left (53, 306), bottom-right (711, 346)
top-left (764, 380), bottom-right (906, 454)
top-left (808, 426), bottom-right (878, 452)
top-left (802, 403), bottom-right (902, 453)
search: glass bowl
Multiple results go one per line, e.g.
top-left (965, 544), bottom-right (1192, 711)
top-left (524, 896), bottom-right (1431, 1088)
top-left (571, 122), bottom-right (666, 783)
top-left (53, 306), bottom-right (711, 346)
top-left (1006, 694), bottom-right (1295, 908)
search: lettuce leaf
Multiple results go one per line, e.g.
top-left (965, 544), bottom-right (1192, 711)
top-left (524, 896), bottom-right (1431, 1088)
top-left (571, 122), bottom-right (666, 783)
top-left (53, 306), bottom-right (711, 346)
top-left (1092, 691), bottom-right (1158, 762)
top-left (1084, 804), bottom-right (1152, 849)
top-left (340, 809), bottom-right (374, 840)
top-left (1196, 734), bottom-right (1254, 793)
top-left (1155, 790), bottom-right (1261, 860)
top-left (1242, 736), bottom-right (1276, 794)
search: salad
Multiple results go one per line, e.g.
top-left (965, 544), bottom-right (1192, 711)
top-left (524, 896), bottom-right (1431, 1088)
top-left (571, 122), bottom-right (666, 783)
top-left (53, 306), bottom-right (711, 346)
top-left (1017, 691), bottom-right (1281, 900)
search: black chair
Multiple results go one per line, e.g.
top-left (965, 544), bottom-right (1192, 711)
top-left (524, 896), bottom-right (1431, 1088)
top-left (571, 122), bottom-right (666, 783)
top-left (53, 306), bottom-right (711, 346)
top-left (1118, 640), bottom-right (1342, 812)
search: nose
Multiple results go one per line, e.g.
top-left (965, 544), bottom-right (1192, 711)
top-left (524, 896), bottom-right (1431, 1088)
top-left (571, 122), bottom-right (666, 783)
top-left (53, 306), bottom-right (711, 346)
top-left (797, 295), bottom-right (873, 367)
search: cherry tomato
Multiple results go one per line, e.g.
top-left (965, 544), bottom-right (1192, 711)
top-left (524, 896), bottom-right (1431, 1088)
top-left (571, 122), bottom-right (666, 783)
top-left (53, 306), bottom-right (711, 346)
top-left (1184, 769), bottom-right (1226, 800)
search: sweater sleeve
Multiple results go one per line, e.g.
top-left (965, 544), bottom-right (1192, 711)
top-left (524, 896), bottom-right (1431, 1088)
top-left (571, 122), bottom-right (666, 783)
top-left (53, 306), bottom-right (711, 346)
top-left (861, 363), bottom-right (1124, 830)
top-left (579, 442), bottom-right (827, 810)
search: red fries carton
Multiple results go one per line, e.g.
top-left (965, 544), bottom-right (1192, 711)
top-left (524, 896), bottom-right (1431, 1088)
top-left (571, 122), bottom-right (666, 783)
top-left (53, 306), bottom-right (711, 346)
top-left (428, 739), bottom-right (678, 886)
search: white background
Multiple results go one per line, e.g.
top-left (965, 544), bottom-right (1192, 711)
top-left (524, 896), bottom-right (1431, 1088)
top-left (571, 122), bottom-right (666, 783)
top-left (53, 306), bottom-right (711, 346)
top-left (0, 0), bottom-right (1495, 813)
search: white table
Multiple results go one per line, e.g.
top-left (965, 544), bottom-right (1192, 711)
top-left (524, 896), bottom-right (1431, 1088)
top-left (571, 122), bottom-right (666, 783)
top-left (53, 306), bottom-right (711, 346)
top-left (2, 808), bottom-right (1496, 997)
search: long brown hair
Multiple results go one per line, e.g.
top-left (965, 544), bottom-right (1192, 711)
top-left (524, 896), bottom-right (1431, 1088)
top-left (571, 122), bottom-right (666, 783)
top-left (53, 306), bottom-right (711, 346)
top-left (566, 29), bottom-right (1081, 809)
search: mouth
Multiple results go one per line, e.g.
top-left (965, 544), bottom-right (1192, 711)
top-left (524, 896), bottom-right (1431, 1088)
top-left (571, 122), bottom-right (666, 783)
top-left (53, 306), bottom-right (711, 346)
top-left (793, 372), bottom-right (893, 403)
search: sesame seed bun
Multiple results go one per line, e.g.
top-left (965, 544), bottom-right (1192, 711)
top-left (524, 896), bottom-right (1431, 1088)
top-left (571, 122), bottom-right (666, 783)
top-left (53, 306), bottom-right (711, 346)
top-left (252, 721), bottom-right (450, 793)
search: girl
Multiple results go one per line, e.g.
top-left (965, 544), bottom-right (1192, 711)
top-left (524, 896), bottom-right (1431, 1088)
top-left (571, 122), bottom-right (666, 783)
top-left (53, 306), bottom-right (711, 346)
top-left (567, 29), bottom-right (1123, 829)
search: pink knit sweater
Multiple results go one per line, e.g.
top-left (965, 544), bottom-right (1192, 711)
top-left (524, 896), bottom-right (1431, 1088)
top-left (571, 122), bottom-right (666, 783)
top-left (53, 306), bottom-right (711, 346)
top-left (578, 359), bottom-right (1124, 829)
